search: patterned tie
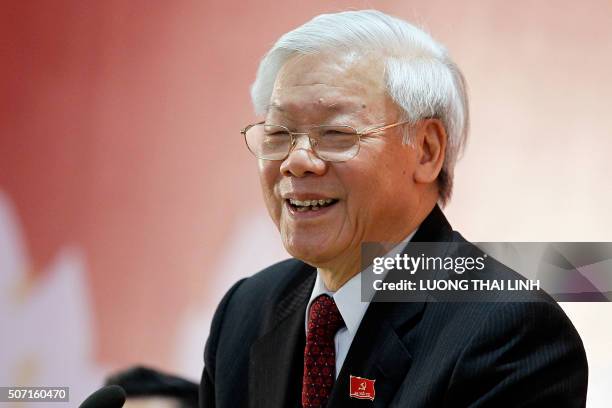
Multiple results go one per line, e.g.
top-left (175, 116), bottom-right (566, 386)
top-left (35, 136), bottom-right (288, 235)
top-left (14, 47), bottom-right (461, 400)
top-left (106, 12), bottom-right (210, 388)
top-left (302, 294), bottom-right (345, 408)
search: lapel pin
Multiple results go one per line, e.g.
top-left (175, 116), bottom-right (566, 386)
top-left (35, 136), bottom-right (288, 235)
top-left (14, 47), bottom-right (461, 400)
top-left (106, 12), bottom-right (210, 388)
top-left (349, 375), bottom-right (376, 401)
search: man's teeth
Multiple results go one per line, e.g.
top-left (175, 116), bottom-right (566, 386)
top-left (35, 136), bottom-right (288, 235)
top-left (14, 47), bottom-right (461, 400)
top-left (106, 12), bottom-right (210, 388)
top-left (288, 198), bottom-right (335, 212)
top-left (289, 198), bottom-right (334, 206)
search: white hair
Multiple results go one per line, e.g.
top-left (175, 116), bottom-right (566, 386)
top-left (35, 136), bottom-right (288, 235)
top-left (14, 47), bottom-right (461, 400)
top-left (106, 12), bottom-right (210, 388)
top-left (251, 9), bottom-right (469, 205)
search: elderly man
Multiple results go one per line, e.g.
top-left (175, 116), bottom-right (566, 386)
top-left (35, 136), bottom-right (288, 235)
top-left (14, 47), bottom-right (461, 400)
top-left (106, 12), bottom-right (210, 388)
top-left (200, 10), bottom-right (587, 408)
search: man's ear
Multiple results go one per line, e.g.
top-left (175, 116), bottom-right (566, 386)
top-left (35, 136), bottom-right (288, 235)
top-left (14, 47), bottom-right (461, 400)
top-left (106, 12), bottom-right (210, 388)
top-left (413, 118), bottom-right (447, 184)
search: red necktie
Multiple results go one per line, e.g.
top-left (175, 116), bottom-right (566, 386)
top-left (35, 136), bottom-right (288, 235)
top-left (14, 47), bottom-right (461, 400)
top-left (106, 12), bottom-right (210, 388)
top-left (302, 294), bottom-right (345, 408)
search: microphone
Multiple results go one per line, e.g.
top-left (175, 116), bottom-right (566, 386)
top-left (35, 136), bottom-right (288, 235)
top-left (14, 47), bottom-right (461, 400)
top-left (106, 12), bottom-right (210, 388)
top-left (79, 385), bottom-right (126, 408)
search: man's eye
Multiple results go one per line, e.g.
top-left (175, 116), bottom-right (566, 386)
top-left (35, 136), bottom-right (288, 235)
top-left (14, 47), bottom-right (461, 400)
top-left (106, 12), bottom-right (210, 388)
top-left (264, 132), bottom-right (290, 138)
top-left (263, 133), bottom-right (290, 146)
top-left (322, 130), bottom-right (355, 137)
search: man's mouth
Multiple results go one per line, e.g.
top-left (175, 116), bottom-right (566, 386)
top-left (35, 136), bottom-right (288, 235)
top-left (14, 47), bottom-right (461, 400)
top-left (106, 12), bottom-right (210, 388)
top-left (286, 198), bottom-right (339, 212)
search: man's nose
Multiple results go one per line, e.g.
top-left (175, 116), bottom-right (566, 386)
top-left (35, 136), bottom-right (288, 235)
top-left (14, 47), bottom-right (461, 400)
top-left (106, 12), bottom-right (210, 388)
top-left (279, 134), bottom-right (328, 177)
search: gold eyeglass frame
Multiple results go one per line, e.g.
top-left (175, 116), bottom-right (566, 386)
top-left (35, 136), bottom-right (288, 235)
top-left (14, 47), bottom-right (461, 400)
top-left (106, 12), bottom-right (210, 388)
top-left (240, 120), bottom-right (410, 162)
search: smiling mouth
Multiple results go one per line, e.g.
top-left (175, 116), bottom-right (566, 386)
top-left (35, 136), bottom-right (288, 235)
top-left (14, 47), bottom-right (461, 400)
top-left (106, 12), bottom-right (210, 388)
top-left (286, 198), bottom-right (339, 212)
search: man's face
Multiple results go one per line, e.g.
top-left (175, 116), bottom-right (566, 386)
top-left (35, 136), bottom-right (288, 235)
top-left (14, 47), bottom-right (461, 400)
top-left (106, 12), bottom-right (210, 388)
top-left (259, 52), bottom-right (422, 267)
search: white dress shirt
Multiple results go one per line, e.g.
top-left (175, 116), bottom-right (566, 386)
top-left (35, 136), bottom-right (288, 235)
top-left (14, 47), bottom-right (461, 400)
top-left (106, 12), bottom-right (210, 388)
top-left (304, 229), bottom-right (417, 378)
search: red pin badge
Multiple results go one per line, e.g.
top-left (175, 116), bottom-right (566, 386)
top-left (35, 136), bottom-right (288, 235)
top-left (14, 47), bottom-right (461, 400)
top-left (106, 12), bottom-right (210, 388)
top-left (349, 375), bottom-right (376, 401)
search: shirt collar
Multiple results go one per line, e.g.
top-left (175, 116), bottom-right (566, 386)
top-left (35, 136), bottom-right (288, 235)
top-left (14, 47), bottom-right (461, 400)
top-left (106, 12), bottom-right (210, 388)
top-left (305, 228), bottom-right (418, 336)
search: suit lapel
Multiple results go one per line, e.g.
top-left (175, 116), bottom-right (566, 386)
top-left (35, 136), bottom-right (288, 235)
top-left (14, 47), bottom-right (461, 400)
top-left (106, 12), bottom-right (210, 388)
top-left (327, 204), bottom-right (454, 406)
top-left (249, 266), bottom-right (315, 408)
top-left (326, 300), bottom-right (424, 407)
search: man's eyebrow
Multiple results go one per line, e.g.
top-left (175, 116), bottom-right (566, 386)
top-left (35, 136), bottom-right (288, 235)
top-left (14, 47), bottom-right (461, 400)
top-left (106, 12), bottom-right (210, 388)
top-left (267, 101), bottom-right (347, 112)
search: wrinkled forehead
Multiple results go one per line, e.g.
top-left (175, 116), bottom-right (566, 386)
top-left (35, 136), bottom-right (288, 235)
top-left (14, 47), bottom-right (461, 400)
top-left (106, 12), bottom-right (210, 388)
top-left (267, 52), bottom-right (391, 124)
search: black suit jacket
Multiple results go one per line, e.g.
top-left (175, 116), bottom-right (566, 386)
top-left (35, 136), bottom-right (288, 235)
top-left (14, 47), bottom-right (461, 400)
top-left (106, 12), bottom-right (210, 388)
top-left (200, 205), bottom-right (588, 407)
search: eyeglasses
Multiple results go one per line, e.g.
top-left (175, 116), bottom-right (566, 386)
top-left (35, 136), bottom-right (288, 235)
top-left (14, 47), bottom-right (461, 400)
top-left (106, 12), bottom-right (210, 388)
top-left (241, 120), bottom-right (409, 162)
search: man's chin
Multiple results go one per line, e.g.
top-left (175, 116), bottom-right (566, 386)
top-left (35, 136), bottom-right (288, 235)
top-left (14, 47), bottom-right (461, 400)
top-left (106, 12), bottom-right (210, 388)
top-left (283, 242), bottom-right (337, 267)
